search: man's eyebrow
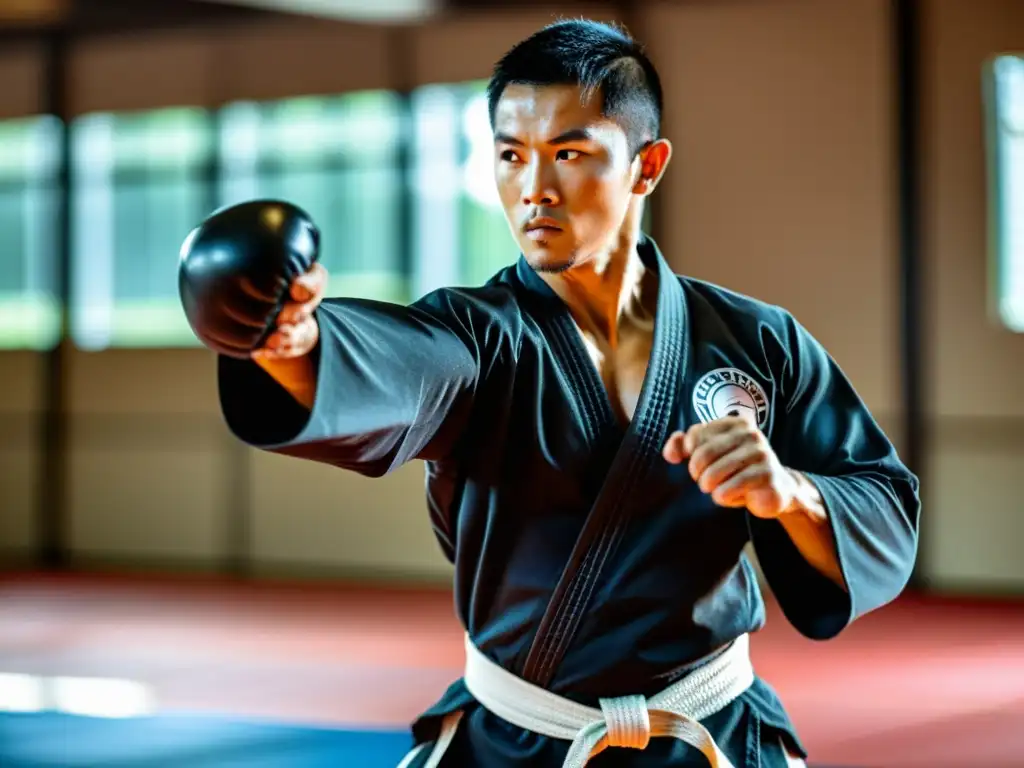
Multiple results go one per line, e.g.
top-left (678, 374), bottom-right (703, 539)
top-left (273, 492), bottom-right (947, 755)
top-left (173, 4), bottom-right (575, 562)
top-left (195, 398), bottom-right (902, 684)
top-left (494, 133), bottom-right (523, 146)
top-left (493, 128), bottom-right (598, 146)
top-left (548, 128), bottom-right (596, 145)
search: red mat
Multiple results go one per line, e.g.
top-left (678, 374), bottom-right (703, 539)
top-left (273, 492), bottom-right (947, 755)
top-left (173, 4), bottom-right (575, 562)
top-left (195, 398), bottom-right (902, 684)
top-left (1, 572), bottom-right (1022, 767)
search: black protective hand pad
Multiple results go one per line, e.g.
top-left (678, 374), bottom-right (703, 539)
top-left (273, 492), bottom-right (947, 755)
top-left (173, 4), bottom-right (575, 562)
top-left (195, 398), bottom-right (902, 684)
top-left (178, 200), bottom-right (320, 358)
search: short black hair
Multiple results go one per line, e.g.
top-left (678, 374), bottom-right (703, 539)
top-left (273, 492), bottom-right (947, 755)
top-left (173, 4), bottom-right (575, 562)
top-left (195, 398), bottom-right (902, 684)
top-left (487, 18), bottom-right (663, 156)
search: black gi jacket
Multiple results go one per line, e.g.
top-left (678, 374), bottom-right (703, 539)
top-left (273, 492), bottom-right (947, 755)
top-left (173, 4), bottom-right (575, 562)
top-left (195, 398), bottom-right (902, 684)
top-left (218, 234), bottom-right (920, 766)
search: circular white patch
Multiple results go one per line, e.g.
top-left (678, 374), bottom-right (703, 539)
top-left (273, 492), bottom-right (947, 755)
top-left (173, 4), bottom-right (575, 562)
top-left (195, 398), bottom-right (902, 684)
top-left (692, 367), bottom-right (769, 428)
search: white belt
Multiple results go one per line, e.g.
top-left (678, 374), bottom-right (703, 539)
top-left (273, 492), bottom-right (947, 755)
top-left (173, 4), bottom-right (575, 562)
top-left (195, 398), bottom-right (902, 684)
top-left (398, 633), bottom-right (755, 768)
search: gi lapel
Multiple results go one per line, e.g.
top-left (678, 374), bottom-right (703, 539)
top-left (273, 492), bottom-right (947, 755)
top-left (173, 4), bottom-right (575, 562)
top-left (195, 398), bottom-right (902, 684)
top-left (515, 235), bottom-right (689, 689)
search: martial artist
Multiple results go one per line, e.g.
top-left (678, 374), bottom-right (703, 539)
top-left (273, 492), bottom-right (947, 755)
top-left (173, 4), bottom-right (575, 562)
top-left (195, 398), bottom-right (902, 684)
top-left (178, 18), bottom-right (921, 768)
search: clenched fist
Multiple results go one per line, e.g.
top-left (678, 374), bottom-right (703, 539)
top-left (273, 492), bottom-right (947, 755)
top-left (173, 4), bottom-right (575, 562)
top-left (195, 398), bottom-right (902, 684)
top-left (178, 199), bottom-right (324, 360)
top-left (252, 262), bottom-right (328, 361)
top-left (662, 415), bottom-right (800, 519)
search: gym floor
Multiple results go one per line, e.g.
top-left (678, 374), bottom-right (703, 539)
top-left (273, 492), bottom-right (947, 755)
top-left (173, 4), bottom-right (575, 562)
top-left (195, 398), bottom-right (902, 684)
top-left (1, 571), bottom-right (1023, 767)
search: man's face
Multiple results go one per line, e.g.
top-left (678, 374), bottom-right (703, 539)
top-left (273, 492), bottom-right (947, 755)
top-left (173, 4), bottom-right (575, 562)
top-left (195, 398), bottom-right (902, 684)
top-left (492, 83), bottom-right (643, 273)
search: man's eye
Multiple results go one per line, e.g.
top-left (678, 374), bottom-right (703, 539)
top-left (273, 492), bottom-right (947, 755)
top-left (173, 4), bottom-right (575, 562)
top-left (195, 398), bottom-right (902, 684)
top-left (500, 150), bottom-right (520, 162)
top-left (556, 149), bottom-right (581, 161)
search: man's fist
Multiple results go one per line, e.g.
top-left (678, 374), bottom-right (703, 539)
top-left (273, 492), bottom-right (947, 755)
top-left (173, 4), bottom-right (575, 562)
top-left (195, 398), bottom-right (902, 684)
top-left (662, 415), bottom-right (800, 519)
top-left (178, 200), bottom-right (321, 359)
top-left (252, 263), bottom-right (327, 361)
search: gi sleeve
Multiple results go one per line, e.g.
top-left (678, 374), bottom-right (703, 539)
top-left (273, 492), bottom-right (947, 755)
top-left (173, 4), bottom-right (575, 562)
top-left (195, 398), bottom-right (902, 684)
top-left (749, 313), bottom-right (921, 640)
top-left (217, 289), bottom-right (482, 477)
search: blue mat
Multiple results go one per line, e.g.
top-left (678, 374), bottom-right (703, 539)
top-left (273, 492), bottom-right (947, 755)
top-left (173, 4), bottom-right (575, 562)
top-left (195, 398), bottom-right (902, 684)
top-left (0, 712), bottom-right (854, 767)
top-left (0, 712), bottom-right (415, 767)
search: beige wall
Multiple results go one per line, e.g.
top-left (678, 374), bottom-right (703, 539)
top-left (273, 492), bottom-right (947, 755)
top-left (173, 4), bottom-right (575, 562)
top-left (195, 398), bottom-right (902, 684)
top-left (920, 0), bottom-right (1024, 592)
top-left (647, 0), bottom-right (900, 420)
top-left (0, 0), bottom-right (1021, 593)
top-left (0, 42), bottom-right (45, 119)
top-left (0, 351), bottom-right (44, 559)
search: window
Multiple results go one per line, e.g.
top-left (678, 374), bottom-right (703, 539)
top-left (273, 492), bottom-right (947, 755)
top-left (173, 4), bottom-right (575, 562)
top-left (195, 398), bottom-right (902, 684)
top-left (219, 90), bottom-right (408, 305)
top-left (0, 115), bottom-right (62, 350)
top-left (985, 55), bottom-right (1024, 332)
top-left (70, 107), bottom-right (214, 349)
top-left (411, 81), bottom-right (518, 298)
top-left (69, 91), bottom-right (406, 350)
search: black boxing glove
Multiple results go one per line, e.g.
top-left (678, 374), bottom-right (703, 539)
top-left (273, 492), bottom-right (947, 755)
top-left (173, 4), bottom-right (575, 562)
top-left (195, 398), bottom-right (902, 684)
top-left (178, 200), bottom-right (320, 358)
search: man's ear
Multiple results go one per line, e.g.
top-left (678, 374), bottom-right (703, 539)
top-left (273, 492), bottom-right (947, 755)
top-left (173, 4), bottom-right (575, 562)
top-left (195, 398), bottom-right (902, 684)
top-left (632, 138), bottom-right (672, 196)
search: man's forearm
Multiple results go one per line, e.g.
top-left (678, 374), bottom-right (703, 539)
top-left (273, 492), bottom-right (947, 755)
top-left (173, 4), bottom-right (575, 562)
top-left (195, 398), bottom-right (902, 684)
top-left (253, 353), bottom-right (317, 409)
top-left (776, 469), bottom-right (847, 590)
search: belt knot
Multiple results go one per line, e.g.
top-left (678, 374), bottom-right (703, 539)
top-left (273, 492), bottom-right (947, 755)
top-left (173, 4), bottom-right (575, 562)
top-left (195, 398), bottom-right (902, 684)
top-left (599, 694), bottom-right (651, 750)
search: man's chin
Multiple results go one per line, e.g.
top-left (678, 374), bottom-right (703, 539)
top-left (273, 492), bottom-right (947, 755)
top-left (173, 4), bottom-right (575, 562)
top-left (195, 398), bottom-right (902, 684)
top-left (524, 249), bottom-right (576, 274)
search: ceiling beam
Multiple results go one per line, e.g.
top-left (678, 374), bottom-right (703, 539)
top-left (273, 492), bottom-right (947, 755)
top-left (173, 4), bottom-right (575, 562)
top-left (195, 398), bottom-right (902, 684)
top-left (197, 0), bottom-right (440, 24)
top-left (0, 0), bottom-right (275, 37)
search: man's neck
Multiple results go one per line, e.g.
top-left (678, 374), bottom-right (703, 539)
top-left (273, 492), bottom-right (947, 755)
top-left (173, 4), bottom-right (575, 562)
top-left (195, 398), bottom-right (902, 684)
top-left (540, 228), bottom-right (655, 349)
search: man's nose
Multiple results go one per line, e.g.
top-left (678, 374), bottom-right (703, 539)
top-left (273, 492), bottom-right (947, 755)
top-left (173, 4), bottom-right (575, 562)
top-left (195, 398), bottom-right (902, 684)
top-left (522, 162), bottom-right (561, 207)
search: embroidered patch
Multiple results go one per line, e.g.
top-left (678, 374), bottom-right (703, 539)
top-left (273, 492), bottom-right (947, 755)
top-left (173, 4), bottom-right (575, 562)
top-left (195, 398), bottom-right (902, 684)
top-left (692, 368), bottom-right (769, 428)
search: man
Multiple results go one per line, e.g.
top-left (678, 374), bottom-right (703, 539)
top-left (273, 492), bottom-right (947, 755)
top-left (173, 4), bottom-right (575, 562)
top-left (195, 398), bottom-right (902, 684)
top-left (179, 19), bottom-right (920, 768)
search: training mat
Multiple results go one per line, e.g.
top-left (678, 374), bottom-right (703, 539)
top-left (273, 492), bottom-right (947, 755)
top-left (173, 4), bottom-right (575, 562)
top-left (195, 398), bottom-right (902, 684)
top-left (0, 712), bottom-right (860, 767)
top-left (0, 712), bottom-right (415, 767)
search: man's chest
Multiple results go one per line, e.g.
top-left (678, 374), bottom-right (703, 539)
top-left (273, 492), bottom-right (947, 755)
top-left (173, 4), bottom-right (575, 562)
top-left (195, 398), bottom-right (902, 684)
top-left (574, 322), bottom-right (654, 425)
